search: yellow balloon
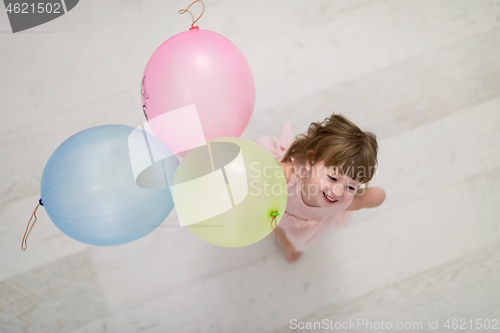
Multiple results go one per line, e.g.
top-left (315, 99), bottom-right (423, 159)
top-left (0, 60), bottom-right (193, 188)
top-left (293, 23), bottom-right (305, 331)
top-left (172, 137), bottom-right (288, 247)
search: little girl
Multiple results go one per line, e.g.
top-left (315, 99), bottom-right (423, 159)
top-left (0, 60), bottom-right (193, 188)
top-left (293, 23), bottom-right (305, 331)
top-left (257, 114), bottom-right (386, 263)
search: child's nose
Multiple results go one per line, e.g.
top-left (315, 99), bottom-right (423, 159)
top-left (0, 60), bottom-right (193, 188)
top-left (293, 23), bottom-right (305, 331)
top-left (333, 184), bottom-right (344, 196)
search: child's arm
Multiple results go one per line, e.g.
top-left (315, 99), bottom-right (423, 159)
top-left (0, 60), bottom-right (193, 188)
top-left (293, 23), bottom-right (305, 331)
top-left (345, 186), bottom-right (386, 211)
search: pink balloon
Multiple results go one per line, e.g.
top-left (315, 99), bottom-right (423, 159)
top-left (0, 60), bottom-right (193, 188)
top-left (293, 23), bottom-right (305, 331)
top-left (141, 29), bottom-right (255, 156)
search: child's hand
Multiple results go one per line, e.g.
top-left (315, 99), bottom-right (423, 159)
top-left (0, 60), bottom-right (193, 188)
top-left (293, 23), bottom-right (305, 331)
top-left (345, 186), bottom-right (386, 211)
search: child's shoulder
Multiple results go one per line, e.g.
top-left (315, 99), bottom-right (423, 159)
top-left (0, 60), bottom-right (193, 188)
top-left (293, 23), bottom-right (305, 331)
top-left (279, 162), bottom-right (294, 183)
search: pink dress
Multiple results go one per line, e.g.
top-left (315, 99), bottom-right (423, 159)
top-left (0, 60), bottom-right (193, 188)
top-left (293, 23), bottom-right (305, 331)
top-left (256, 122), bottom-right (353, 252)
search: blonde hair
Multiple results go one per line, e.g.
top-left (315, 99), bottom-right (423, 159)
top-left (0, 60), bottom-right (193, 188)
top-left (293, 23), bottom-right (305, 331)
top-left (282, 114), bottom-right (378, 184)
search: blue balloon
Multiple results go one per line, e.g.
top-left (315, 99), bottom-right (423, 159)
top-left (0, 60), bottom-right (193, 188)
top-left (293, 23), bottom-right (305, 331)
top-left (40, 125), bottom-right (178, 246)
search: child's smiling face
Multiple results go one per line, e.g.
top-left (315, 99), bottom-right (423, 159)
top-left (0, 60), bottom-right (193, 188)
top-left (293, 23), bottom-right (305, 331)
top-left (301, 160), bottom-right (362, 208)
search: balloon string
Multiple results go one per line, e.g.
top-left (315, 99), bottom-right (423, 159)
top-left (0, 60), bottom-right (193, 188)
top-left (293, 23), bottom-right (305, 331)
top-left (179, 0), bottom-right (205, 30)
top-left (21, 199), bottom-right (43, 252)
top-left (271, 211), bottom-right (290, 248)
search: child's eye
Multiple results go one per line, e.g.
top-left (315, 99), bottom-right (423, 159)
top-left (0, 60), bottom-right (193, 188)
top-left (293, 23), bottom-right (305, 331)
top-left (328, 176), bottom-right (337, 182)
top-left (347, 186), bottom-right (355, 191)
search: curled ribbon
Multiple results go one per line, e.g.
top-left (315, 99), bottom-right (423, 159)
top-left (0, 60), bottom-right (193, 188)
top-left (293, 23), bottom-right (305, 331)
top-left (21, 199), bottom-right (43, 251)
top-left (271, 211), bottom-right (290, 247)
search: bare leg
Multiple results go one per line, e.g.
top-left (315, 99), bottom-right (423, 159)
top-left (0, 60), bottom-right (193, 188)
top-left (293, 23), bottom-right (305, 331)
top-left (276, 228), bottom-right (302, 263)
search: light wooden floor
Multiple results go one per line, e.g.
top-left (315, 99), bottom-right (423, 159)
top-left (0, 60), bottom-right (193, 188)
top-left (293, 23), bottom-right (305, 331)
top-left (1, 1), bottom-right (499, 332)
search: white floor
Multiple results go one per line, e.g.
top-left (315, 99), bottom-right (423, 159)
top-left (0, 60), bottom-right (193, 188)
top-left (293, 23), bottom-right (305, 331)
top-left (1, 1), bottom-right (499, 332)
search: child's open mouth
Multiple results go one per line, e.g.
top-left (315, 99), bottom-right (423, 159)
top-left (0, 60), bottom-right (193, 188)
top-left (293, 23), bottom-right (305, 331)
top-left (322, 191), bottom-right (338, 204)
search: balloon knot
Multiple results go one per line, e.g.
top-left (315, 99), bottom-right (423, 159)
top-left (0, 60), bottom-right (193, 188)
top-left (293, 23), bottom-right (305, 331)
top-left (189, 26), bottom-right (199, 30)
top-left (39, 198), bottom-right (43, 206)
